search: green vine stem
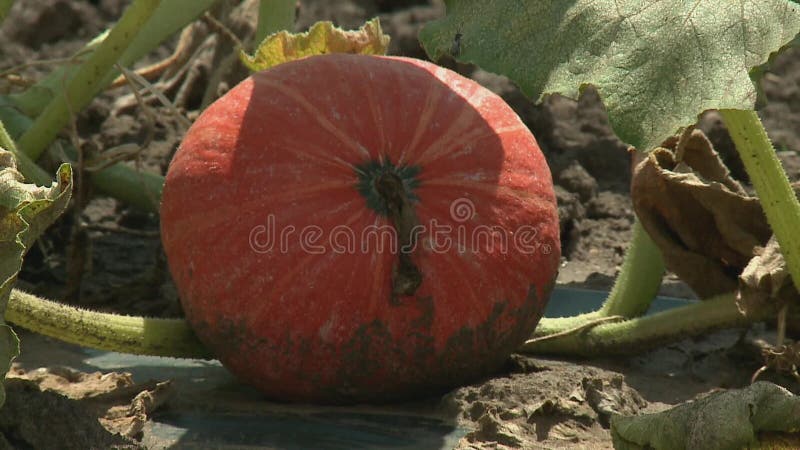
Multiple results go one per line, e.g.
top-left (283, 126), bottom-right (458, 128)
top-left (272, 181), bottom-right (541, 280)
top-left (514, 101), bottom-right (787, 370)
top-left (89, 160), bottom-right (164, 212)
top-left (0, 0), bottom-right (12, 24)
top-left (0, 120), bottom-right (16, 157)
top-left (0, 101), bottom-right (162, 207)
top-left (719, 109), bottom-right (800, 289)
top-left (532, 220), bottom-right (665, 340)
top-left (16, 0), bottom-right (161, 161)
top-left (6, 289), bottom-right (211, 359)
top-left (10, 0), bottom-right (216, 118)
top-left (10, 0), bottom-right (217, 117)
top-left (521, 292), bottom-right (755, 355)
top-left (599, 220), bottom-right (665, 316)
top-left (0, 120), bottom-right (50, 185)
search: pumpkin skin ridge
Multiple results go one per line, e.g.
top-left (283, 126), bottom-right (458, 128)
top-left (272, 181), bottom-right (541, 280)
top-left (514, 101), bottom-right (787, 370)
top-left (359, 67), bottom-right (388, 158)
top-left (245, 202), bottom-right (377, 327)
top-left (280, 140), bottom-right (356, 174)
top-left (398, 75), bottom-right (449, 165)
top-left (412, 91), bottom-right (493, 166)
top-left (378, 54), bottom-right (442, 164)
top-left (247, 77), bottom-right (370, 160)
top-left (163, 181), bottom-right (361, 251)
top-left (415, 123), bottom-right (529, 168)
top-left (161, 54), bottom-right (560, 404)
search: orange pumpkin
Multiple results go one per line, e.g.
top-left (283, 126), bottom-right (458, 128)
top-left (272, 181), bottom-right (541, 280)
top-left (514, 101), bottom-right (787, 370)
top-left (160, 54), bottom-right (559, 403)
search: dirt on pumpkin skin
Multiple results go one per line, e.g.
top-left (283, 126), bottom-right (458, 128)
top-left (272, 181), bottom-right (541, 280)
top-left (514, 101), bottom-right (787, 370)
top-left (2, 0), bottom-right (800, 449)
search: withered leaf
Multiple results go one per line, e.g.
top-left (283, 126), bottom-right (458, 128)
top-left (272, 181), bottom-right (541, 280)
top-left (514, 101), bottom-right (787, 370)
top-left (632, 128), bottom-right (771, 298)
top-left (611, 381), bottom-right (800, 450)
top-left (738, 235), bottom-right (799, 318)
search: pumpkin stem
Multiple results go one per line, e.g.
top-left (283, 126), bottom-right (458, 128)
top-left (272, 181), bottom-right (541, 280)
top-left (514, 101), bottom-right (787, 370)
top-left (375, 172), bottom-right (422, 302)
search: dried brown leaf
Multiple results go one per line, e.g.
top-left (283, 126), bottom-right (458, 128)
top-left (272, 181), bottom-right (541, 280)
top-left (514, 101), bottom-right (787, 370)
top-left (632, 128), bottom-right (771, 298)
top-left (738, 235), bottom-right (800, 317)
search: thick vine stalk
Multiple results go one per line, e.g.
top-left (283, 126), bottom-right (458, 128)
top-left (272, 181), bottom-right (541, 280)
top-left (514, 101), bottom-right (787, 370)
top-left (10, 0), bottom-right (217, 118)
top-left (531, 220), bottom-right (665, 340)
top-left (720, 109), bottom-right (800, 289)
top-left (522, 292), bottom-right (754, 355)
top-left (6, 289), bottom-right (211, 359)
top-left (599, 220), bottom-right (665, 316)
top-left (0, 0), bottom-right (12, 24)
top-left (16, 0), bottom-right (161, 161)
top-left (0, 119), bottom-right (50, 185)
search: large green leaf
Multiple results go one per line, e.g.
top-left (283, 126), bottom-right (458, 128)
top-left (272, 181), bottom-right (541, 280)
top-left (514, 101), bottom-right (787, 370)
top-left (611, 381), bottom-right (800, 449)
top-left (0, 143), bottom-right (72, 408)
top-left (419, 1), bottom-right (800, 152)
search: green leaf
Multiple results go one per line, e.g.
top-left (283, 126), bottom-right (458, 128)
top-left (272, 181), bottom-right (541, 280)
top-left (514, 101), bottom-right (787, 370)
top-left (0, 148), bottom-right (72, 408)
top-left (419, 0), bottom-right (800, 152)
top-left (240, 17), bottom-right (390, 72)
top-left (611, 381), bottom-right (800, 450)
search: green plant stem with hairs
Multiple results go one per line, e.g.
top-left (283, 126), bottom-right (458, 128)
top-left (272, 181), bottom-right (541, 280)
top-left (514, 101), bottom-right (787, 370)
top-left (0, 0), bottom-right (13, 24)
top-left (598, 221), bottom-right (665, 317)
top-left (522, 292), bottom-right (758, 355)
top-left (6, 289), bottom-right (211, 359)
top-left (528, 221), bottom-right (665, 346)
top-left (16, 0), bottom-right (161, 162)
top-left (720, 109), bottom-right (800, 288)
top-left (9, 0), bottom-right (217, 118)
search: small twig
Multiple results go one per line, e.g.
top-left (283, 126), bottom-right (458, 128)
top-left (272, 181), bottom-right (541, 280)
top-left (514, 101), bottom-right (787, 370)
top-left (776, 303), bottom-right (788, 346)
top-left (118, 64), bottom-right (158, 145)
top-left (525, 315), bottom-right (625, 345)
top-left (83, 144), bottom-right (144, 172)
top-left (202, 11), bottom-right (244, 49)
top-left (750, 306), bottom-right (799, 384)
top-left (0, 52), bottom-right (92, 79)
top-left (107, 26), bottom-right (196, 90)
top-left (106, 65), bottom-right (162, 211)
top-left (117, 65), bottom-right (192, 129)
top-left (62, 80), bottom-right (92, 304)
top-left (165, 20), bottom-right (217, 108)
top-left (750, 364), bottom-right (769, 384)
top-left (1, 73), bottom-right (35, 89)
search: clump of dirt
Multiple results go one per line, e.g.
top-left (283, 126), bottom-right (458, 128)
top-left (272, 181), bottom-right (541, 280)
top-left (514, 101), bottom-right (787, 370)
top-left (0, 377), bottom-right (134, 449)
top-left (3, 362), bottom-right (174, 448)
top-left (442, 327), bottom-right (800, 449)
top-left (443, 357), bottom-right (647, 449)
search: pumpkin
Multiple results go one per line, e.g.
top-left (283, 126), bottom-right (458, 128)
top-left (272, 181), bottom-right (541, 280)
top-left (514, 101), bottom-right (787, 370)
top-left (160, 54), bottom-right (560, 404)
